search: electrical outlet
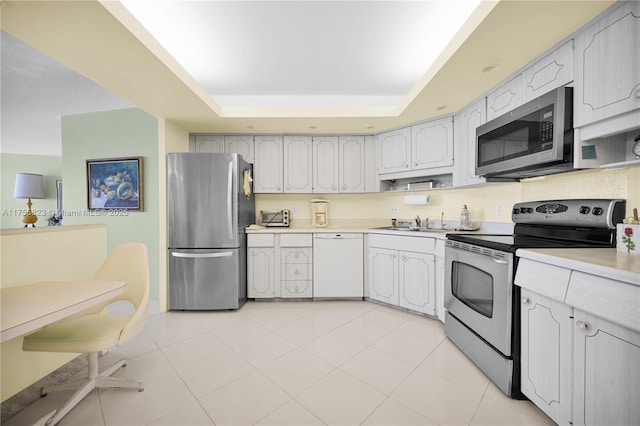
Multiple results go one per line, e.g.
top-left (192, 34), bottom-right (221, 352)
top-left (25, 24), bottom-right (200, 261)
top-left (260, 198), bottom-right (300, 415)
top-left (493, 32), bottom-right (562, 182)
top-left (391, 205), bottom-right (398, 213)
top-left (291, 206), bottom-right (297, 214)
top-left (497, 204), bottom-right (503, 215)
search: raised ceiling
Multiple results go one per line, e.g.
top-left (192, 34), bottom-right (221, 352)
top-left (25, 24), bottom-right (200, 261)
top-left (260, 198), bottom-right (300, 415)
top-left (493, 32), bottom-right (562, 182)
top-left (0, 0), bottom-right (615, 156)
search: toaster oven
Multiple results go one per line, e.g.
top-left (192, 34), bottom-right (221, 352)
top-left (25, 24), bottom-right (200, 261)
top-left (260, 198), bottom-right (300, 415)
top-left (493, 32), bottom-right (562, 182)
top-left (260, 209), bottom-right (291, 227)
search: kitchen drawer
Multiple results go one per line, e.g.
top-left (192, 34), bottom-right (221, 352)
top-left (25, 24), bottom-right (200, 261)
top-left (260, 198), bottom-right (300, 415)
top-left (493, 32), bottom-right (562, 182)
top-left (281, 233), bottom-right (312, 247)
top-left (281, 248), bottom-right (312, 264)
top-left (282, 280), bottom-right (312, 297)
top-left (514, 258), bottom-right (571, 302)
top-left (283, 264), bottom-right (310, 281)
top-left (248, 233), bottom-right (275, 247)
top-left (368, 234), bottom-right (435, 253)
top-left (565, 271), bottom-right (640, 333)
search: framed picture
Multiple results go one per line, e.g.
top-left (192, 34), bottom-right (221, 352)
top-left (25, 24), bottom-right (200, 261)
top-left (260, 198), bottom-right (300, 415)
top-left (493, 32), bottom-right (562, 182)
top-left (86, 157), bottom-right (143, 211)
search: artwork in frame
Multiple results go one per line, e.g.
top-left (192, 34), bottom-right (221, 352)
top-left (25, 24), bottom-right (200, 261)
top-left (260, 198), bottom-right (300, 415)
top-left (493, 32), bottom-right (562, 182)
top-left (86, 157), bottom-right (143, 211)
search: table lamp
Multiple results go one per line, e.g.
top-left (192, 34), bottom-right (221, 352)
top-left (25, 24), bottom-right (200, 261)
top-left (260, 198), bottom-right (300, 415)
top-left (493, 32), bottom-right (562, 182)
top-left (13, 173), bottom-right (44, 227)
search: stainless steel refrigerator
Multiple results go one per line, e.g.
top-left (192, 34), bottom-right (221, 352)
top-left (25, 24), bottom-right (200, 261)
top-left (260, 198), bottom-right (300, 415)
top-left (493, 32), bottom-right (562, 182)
top-left (167, 153), bottom-right (255, 310)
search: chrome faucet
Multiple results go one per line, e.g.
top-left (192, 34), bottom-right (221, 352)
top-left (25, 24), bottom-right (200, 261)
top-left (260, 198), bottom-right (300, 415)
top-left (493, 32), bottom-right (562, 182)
top-left (415, 215), bottom-right (421, 227)
top-left (441, 211), bottom-right (445, 229)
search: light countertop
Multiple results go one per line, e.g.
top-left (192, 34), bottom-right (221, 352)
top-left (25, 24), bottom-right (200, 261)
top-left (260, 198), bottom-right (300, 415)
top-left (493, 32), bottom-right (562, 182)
top-left (516, 248), bottom-right (640, 286)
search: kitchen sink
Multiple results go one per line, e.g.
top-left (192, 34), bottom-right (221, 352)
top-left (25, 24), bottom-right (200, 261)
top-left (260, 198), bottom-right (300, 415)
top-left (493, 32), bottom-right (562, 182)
top-left (372, 226), bottom-right (450, 234)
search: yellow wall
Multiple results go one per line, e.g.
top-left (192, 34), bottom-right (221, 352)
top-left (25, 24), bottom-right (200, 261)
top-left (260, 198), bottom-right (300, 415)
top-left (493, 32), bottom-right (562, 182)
top-left (0, 225), bottom-right (107, 401)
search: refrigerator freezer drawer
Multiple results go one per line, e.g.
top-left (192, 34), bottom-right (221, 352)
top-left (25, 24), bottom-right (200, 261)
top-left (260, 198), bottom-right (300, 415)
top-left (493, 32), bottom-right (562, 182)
top-left (169, 248), bottom-right (246, 310)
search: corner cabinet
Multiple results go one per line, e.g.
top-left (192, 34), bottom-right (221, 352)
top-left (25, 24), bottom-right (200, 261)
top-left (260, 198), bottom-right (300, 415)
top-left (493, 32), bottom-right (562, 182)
top-left (376, 127), bottom-right (411, 175)
top-left (367, 234), bottom-right (436, 316)
top-left (573, 0), bottom-right (640, 138)
top-left (520, 289), bottom-right (572, 426)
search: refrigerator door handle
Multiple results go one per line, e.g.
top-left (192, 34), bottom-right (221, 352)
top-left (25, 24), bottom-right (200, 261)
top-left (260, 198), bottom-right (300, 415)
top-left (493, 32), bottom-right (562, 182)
top-left (227, 161), bottom-right (234, 240)
top-left (171, 252), bottom-right (233, 259)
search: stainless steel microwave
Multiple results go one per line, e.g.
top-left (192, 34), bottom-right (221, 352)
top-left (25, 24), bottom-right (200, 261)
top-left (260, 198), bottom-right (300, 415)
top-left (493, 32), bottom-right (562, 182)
top-left (475, 87), bottom-right (574, 180)
top-left (260, 209), bottom-right (291, 227)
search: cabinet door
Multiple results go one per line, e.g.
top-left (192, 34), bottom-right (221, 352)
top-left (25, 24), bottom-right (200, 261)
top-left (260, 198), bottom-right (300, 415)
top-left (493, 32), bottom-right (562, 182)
top-left (225, 135), bottom-right (254, 163)
top-left (453, 98), bottom-right (487, 187)
top-left (398, 251), bottom-right (435, 315)
top-left (574, 1), bottom-right (640, 128)
top-left (376, 127), bottom-right (411, 174)
top-left (313, 136), bottom-right (339, 193)
top-left (411, 117), bottom-right (453, 171)
top-left (520, 289), bottom-right (572, 426)
top-left (248, 247), bottom-right (275, 298)
top-left (254, 136), bottom-right (283, 193)
top-left (284, 136), bottom-right (313, 193)
top-left (364, 135), bottom-right (383, 193)
top-left (368, 247), bottom-right (399, 305)
top-left (486, 75), bottom-right (522, 121)
top-left (339, 136), bottom-right (365, 192)
top-left (521, 40), bottom-right (574, 103)
top-left (191, 135), bottom-right (224, 153)
top-left (573, 311), bottom-right (640, 426)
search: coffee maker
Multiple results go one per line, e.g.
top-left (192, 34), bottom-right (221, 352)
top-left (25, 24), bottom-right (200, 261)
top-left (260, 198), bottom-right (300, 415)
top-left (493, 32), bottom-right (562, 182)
top-left (310, 199), bottom-right (329, 228)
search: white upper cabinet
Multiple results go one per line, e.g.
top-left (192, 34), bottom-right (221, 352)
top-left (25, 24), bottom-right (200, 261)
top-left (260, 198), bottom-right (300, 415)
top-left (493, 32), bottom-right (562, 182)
top-left (339, 135), bottom-right (366, 192)
top-left (453, 97), bottom-right (487, 187)
top-left (283, 136), bottom-right (313, 193)
top-left (486, 75), bottom-right (522, 122)
top-left (284, 136), bottom-right (313, 193)
top-left (522, 40), bottom-right (574, 103)
top-left (376, 127), bottom-right (411, 174)
top-left (574, 1), bottom-right (640, 139)
top-left (411, 116), bottom-right (454, 171)
top-left (224, 135), bottom-right (254, 163)
top-left (376, 117), bottom-right (453, 179)
top-left (190, 135), bottom-right (224, 153)
top-left (254, 135), bottom-right (283, 193)
top-left (313, 136), bottom-right (339, 193)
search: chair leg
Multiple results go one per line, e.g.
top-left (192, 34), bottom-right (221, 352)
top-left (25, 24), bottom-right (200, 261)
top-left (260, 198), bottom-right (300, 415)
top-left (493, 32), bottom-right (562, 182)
top-left (32, 352), bottom-right (143, 426)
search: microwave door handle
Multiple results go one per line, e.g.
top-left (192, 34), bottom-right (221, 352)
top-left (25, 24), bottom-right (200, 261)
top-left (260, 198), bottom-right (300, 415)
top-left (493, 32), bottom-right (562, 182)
top-left (227, 161), bottom-right (234, 240)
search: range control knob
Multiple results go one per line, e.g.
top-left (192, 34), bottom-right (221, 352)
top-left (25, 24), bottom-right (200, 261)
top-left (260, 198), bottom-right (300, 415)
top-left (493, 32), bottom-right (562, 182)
top-left (527, 208), bottom-right (533, 213)
top-left (520, 207), bottom-right (528, 214)
top-left (579, 206), bottom-right (591, 214)
top-left (513, 208), bottom-right (520, 215)
top-left (592, 207), bottom-right (604, 216)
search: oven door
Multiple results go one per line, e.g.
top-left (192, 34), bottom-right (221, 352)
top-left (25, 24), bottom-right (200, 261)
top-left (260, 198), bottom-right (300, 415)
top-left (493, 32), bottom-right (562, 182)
top-left (445, 243), bottom-right (513, 356)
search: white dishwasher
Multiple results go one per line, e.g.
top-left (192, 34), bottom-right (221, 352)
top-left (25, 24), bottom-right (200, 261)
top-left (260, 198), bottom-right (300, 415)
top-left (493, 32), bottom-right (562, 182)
top-left (313, 233), bottom-right (364, 298)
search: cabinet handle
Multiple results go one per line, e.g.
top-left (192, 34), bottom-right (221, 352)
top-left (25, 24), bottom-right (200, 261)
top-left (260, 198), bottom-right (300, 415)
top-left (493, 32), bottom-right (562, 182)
top-left (522, 296), bottom-right (531, 305)
top-left (576, 321), bottom-right (590, 331)
top-left (401, 255), bottom-right (407, 260)
top-left (414, 162), bottom-right (419, 167)
top-left (404, 164), bottom-right (409, 168)
top-left (391, 254), bottom-right (396, 259)
top-left (286, 185), bottom-right (291, 190)
top-left (294, 269), bottom-right (300, 275)
top-left (295, 253), bottom-right (299, 259)
top-left (635, 88), bottom-right (640, 99)
top-left (276, 185), bottom-right (281, 191)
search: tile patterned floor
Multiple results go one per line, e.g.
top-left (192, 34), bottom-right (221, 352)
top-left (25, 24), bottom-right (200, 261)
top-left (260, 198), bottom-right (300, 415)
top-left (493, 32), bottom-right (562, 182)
top-left (5, 300), bottom-right (555, 425)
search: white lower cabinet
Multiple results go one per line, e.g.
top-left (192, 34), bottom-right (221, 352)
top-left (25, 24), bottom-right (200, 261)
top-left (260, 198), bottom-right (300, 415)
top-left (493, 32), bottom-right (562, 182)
top-left (572, 311), bottom-right (640, 426)
top-left (247, 234), bottom-right (277, 298)
top-left (367, 234), bottom-right (436, 315)
top-left (520, 289), bottom-right (572, 426)
top-left (247, 233), bottom-right (313, 298)
top-left (398, 251), bottom-right (435, 315)
top-left (368, 247), bottom-right (399, 305)
top-left (280, 247), bottom-right (312, 298)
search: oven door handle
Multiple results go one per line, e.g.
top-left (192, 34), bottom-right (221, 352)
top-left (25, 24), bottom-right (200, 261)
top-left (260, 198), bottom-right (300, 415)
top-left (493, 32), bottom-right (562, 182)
top-left (491, 258), bottom-right (508, 264)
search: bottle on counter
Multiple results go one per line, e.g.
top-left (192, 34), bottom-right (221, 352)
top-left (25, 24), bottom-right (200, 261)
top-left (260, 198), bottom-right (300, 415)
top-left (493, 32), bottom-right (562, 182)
top-left (460, 205), bottom-right (471, 229)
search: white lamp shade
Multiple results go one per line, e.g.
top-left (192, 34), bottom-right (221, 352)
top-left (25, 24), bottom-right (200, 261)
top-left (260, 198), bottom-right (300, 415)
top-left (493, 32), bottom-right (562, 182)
top-left (14, 173), bottom-right (44, 199)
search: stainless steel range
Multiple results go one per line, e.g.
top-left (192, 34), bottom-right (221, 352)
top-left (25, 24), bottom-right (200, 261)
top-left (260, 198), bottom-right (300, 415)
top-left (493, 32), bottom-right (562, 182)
top-left (444, 199), bottom-right (626, 398)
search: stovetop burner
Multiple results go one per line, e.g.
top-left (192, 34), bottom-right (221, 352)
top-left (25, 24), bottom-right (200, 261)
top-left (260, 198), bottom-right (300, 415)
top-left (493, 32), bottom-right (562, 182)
top-left (447, 199), bottom-right (626, 252)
